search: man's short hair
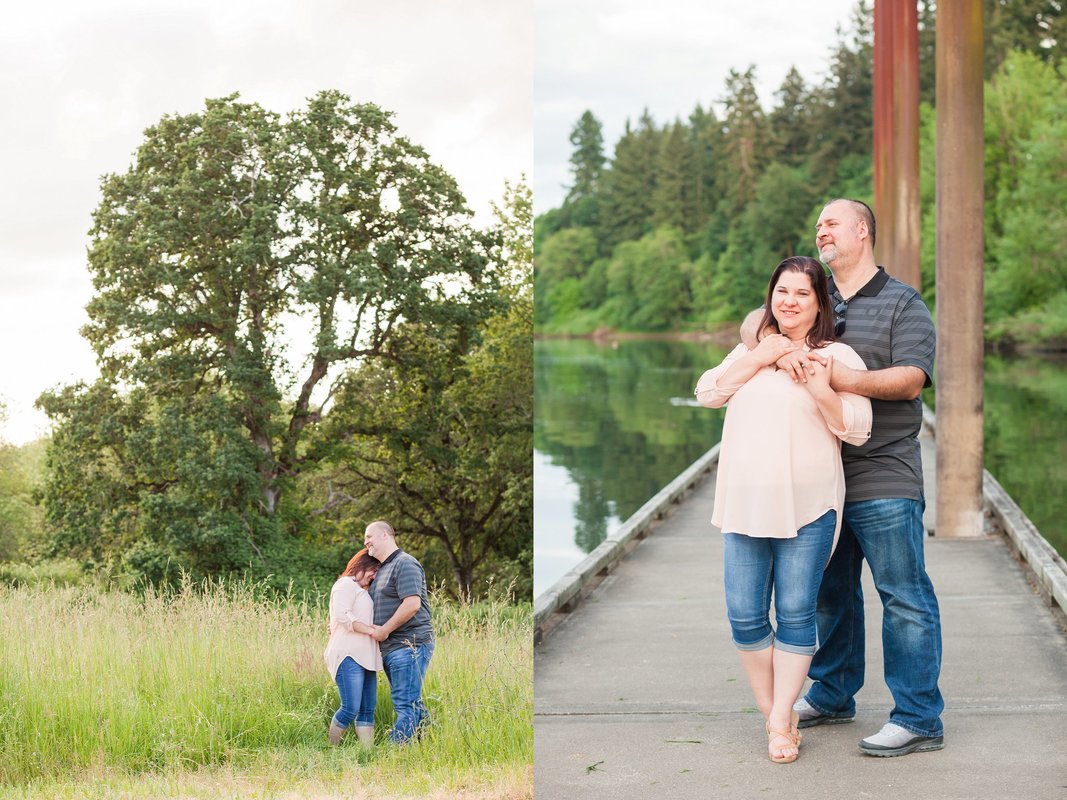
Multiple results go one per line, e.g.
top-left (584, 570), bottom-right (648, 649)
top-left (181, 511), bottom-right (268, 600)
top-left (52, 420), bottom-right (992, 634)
top-left (828, 197), bottom-right (876, 247)
top-left (367, 519), bottom-right (395, 538)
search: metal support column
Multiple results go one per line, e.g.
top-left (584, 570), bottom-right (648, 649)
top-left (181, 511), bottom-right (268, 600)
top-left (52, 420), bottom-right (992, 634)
top-left (936, 0), bottom-right (985, 537)
top-left (873, 0), bottom-right (920, 291)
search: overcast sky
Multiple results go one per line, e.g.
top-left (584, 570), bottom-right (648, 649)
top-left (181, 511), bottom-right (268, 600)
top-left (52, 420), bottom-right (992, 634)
top-left (535, 0), bottom-right (863, 213)
top-left (0, 0), bottom-right (532, 444)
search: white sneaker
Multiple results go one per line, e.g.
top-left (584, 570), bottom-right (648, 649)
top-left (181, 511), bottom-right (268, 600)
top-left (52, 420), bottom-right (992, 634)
top-left (792, 697), bottom-right (855, 728)
top-left (859, 722), bottom-right (945, 757)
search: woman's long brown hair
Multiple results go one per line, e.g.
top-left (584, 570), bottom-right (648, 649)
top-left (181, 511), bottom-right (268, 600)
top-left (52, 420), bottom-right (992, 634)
top-left (340, 547), bottom-right (381, 579)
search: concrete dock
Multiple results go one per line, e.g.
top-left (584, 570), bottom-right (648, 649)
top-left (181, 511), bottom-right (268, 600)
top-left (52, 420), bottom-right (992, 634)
top-left (534, 429), bottom-right (1067, 799)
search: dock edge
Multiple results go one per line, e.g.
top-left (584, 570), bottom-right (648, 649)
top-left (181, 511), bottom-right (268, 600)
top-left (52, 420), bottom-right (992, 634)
top-left (922, 405), bottom-right (1067, 628)
top-left (533, 444), bottom-right (719, 644)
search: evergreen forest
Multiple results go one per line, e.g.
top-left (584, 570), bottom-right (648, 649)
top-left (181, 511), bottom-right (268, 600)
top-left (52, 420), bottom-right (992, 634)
top-left (534, 0), bottom-right (1067, 348)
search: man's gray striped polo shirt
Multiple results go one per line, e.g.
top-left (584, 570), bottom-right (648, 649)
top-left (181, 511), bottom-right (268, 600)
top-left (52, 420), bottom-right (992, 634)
top-left (830, 266), bottom-right (935, 502)
top-left (369, 548), bottom-right (434, 655)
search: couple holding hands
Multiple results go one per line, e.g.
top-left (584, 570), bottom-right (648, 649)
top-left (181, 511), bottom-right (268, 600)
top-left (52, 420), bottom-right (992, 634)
top-left (323, 520), bottom-right (435, 748)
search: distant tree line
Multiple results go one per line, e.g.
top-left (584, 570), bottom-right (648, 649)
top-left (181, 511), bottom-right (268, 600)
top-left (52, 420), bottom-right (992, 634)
top-left (4, 93), bottom-right (532, 601)
top-left (535, 0), bottom-right (1067, 347)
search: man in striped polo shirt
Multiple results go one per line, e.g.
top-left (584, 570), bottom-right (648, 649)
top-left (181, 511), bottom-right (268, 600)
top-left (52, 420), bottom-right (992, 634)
top-left (364, 520), bottom-right (435, 744)
top-left (743, 198), bottom-right (944, 757)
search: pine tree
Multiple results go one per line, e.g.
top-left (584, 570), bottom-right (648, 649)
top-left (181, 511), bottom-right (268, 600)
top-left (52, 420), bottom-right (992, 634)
top-left (566, 110), bottom-right (606, 202)
top-left (809, 1), bottom-right (873, 190)
top-left (768, 67), bottom-right (812, 166)
top-left (599, 111), bottom-right (660, 250)
top-left (986, 0), bottom-right (1067, 77)
top-left (651, 120), bottom-right (693, 232)
top-left (718, 67), bottom-right (769, 217)
top-left (687, 104), bottom-right (722, 234)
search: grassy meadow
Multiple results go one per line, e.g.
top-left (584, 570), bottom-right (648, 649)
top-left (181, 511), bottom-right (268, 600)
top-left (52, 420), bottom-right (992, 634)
top-left (0, 578), bottom-right (532, 799)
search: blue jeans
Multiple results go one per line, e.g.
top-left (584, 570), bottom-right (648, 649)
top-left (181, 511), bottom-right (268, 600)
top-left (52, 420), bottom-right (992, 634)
top-left (382, 641), bottom-right (434, 743)
top-left (332, 656), bottom-right (377, 728)
top-left (805, 497), bottom-right (944, 737)
top-left (723, 510), bottom-right (837, 657)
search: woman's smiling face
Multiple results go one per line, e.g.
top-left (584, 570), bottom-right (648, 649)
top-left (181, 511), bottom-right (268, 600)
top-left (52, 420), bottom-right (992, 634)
top-left (771, 269), bottom-right (819, 341)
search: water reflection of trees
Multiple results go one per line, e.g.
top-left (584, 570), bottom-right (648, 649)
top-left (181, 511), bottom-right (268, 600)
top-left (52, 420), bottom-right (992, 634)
top-left (535, 339), bottom-right (728, 553)
top-left (537, 344), bottom-right (1067, 561)
top-left (983, 353), bottom-right (1067, 558)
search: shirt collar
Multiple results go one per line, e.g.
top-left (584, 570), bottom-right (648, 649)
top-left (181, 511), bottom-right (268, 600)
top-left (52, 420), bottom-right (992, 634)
top-left (829, 265), bottom-right (889, 300)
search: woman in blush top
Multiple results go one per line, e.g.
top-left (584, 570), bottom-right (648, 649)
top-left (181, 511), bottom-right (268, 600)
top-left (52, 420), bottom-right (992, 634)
top-left (695, 256), bottom-right (872, 764)
top-left (324, 547), bottom-right (384, 747)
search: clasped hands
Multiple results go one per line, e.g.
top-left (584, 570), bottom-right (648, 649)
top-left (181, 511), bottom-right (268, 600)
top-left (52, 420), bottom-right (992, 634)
top-left (751, 334), bottom-right (834, 389)
top-left (329, 622), bottom-right (389, 641)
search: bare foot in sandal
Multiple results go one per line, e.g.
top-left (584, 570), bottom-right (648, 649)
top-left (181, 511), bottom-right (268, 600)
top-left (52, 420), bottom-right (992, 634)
top-left (767, 725), bottom-right (800, 763)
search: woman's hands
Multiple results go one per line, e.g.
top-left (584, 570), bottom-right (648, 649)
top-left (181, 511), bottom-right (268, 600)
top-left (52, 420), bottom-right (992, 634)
top-left (802, 353), bottom-right (847, 432)
top-left (751, 334), bottom-right (800, 367)
top-left (776, 349), bottom-right (813, 382)
top-left (802, 354), bottom-right (833, 396)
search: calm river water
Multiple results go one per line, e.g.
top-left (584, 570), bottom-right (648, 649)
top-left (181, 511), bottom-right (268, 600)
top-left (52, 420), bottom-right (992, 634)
top-left (533, 337), bottom-right (1067, 597)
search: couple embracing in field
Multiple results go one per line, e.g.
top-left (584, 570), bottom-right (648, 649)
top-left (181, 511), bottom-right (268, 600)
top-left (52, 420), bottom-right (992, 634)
top-left (323, 520), bottom-right (436, 748)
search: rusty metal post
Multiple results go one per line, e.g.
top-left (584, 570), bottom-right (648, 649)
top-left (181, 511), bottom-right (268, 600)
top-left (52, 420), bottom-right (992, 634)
top-left (893, 1), bottom-right (921, 292)
top-left (873, 2), bottom-right (891, 268)
top-left (936, 0), bottom-right (984, 538)
top-left (873, 0), bottom-right (921, 291)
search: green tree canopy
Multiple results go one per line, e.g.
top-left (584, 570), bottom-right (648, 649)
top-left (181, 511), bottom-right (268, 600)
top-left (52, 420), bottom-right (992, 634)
top-left (305, 182), bottom-right (533, 599)
top-left (38, 92), bottom-right (507, 587)
top-left (534, 0), bottom-right (1067, 347)
top-left (599, 111), bottom-right (660, 250)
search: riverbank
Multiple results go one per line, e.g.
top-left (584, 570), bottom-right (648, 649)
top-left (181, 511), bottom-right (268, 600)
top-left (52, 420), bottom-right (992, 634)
top-left (535, 324), bottom-right (740, 347)
top-left (535, 325), bottom-right (1067, 355)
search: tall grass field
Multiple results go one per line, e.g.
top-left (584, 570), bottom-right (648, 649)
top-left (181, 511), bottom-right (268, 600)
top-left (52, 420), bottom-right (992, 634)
top-left (0, 578), bottom-right (532, 799)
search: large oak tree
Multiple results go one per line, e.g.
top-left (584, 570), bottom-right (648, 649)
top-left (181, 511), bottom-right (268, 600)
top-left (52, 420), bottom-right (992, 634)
top-left (39, 92), bottom-right (505, 584)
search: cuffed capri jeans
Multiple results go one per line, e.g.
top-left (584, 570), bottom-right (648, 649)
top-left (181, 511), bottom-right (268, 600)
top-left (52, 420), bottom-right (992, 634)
top-left (332, 656), bottom-right (378, 729)
top-left (723, 509), bottom-right (837, 656)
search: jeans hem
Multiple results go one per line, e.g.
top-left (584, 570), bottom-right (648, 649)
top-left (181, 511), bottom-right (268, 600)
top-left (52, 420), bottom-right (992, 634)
top-left (774, 640), bottom-right (816, 656)
top-left (733, 632), bottom-right (775, 652)
top-left (888, 718), bottom-right (944, 738)
top-left (804, 694), bottom-right (855, 718)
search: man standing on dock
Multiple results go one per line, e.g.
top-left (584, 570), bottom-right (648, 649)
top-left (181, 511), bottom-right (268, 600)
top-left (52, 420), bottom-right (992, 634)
top-left (742, 198), bottom-right (945, 757)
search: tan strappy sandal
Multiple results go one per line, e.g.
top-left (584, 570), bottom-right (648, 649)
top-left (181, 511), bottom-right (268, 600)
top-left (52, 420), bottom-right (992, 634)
top-left (766, 710), bottom-right (802, 763)
top-left (767, 725), bottom-right (801, 763)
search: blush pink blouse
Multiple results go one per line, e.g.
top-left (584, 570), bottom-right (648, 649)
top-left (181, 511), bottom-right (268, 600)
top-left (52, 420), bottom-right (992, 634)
top-left (324, 577), bottom-right (383, 679)
top-left (695, 341), bottom-right (872, 546)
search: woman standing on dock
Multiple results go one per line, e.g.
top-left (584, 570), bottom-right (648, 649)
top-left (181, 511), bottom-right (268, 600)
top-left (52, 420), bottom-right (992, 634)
top-left (695, 256), bottom-right (871, 764)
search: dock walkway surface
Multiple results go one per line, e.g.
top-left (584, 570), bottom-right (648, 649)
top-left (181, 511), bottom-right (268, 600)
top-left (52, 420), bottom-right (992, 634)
top-left (534, 428), bottom-right (1067, 799)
